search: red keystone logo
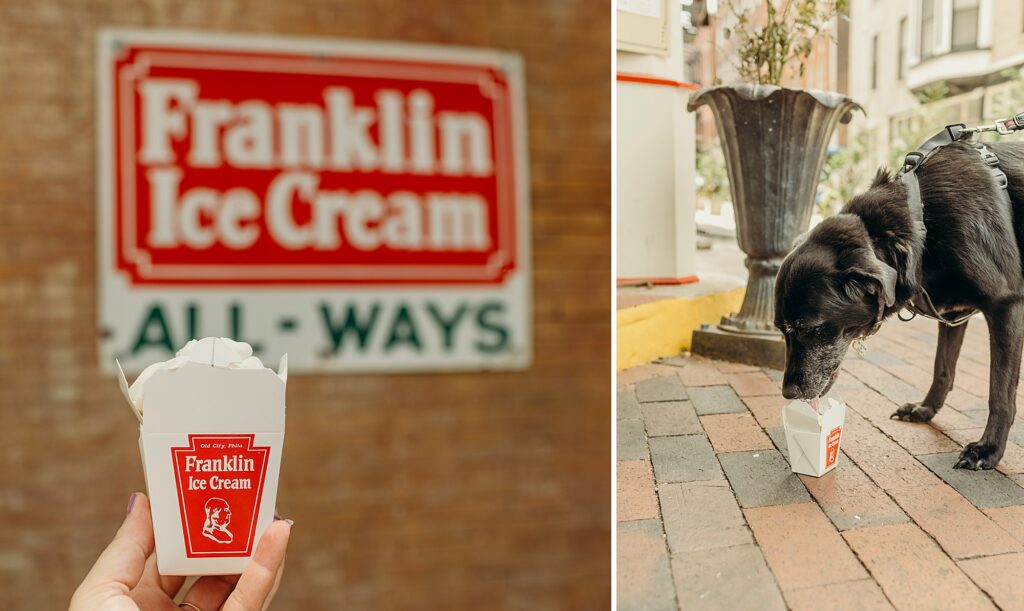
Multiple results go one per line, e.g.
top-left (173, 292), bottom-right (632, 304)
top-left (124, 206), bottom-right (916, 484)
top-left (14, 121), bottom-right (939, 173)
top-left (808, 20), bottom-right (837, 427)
top-left (825, 426), bottom-right (842, 469)
top-left (171, 434), bottom-right (270, 557)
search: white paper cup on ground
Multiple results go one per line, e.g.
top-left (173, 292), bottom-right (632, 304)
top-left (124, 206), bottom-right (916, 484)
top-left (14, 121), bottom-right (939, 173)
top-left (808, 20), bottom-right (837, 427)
top-left (782, 392), bottom-right (845, 477)
top-left (115, 337), bottom-right (288, 575)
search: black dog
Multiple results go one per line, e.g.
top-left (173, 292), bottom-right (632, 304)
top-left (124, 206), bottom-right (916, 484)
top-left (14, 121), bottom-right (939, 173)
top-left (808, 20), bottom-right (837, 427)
top-left (775, 140), bottom-right (1024, 469)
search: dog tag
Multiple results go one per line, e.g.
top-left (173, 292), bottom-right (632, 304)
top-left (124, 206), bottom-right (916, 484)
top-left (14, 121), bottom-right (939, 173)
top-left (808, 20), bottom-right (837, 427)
top-left (852, 339), bottom-right (867, 357)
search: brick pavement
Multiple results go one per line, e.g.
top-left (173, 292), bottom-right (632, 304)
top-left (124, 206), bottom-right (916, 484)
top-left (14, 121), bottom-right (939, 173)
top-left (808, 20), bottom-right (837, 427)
top-left (617, 315), bottom-right (1024, 610)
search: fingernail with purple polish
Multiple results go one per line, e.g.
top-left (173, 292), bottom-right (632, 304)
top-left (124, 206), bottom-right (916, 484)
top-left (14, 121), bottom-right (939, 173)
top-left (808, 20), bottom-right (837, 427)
top-left (126, 492), bottom-right (138, 515)
top-left (284, 519), bottom-right (294, 527)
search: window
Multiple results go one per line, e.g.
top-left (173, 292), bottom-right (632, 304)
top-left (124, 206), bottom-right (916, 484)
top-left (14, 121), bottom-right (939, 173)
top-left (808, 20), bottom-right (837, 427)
top-left (871, 34), bottom-right (879, 89)
top-left (920, 0), bottom-right (935, 59)
top-left (952, 0), bottom-right (980, 51)
top-left (898, 17), bottom-right (907, 79)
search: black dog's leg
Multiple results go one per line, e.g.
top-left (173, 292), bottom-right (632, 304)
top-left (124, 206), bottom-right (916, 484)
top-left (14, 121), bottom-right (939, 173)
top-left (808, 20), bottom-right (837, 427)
top-left (955, 299), bottom-right (1024, 470)
top-left (892, 321), bottom-right (968, 422)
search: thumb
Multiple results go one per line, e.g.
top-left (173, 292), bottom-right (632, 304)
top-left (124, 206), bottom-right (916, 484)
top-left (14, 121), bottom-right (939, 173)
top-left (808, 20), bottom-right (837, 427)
top-left (71, 492), bottom-right (155, 607)
top-left (223, 519), bottom-right (292, 611)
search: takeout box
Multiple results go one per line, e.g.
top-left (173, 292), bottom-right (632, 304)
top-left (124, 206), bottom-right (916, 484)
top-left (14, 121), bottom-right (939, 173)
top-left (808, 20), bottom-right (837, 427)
top-left (782, 395), bottom-right (845, 477)
top-left (116, 338), bottom-right (287, 575)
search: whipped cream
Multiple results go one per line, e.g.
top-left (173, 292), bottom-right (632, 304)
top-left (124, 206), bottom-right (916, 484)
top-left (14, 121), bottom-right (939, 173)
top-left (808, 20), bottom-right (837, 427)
top-left (128, 337), bottom-right (265, 413)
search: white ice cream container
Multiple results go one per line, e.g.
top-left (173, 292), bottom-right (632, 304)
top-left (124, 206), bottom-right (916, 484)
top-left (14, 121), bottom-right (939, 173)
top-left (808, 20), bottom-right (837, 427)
top-left (782, 393), bottom-right (845, 477)
top-left (115, 337), bottom-right (287, 575)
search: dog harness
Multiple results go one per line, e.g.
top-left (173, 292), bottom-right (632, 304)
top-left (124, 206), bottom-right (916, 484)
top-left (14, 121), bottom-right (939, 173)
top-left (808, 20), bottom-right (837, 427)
top-left (895, 113), bottom-right (1024, 327)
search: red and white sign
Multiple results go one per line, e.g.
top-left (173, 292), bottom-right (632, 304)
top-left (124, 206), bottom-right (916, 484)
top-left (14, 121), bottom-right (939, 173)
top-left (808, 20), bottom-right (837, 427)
top-left (98, 30), bottom-right (532, 374)
top-left (172, 434), bottom-right (270, 558)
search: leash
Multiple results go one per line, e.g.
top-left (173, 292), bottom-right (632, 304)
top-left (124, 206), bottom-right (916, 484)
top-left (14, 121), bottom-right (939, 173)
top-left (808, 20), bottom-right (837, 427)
top-left (894, 112), bottom-right (1024, 327)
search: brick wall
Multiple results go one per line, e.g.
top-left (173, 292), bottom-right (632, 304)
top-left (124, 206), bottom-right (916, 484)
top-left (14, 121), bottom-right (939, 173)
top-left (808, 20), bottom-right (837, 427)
top-left (0, 1), bottom-right (610, 609)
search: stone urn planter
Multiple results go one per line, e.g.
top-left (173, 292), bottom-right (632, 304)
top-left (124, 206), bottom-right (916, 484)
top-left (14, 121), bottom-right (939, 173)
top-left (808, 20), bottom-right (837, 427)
top-left (687, 85), bottom-right (862, 367)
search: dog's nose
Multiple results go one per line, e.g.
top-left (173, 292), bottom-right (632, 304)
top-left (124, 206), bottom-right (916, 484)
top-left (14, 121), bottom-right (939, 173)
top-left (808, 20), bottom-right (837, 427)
top-left (782, 382), bottom-right (801, 400)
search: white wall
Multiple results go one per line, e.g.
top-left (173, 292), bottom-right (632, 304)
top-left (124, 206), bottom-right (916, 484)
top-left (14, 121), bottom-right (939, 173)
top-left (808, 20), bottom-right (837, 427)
top-left (616, 4), bottom-right (697, 278)
top-left (847, 0), bottom-right (919, 167)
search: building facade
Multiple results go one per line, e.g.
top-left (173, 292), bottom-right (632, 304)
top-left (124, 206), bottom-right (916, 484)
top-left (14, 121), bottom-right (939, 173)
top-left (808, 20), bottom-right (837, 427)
top-left (848, 0), bottom-right (1024, 166)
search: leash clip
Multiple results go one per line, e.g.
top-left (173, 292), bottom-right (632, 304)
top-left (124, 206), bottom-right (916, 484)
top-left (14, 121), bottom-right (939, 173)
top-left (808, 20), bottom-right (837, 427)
top-left (996, 118), bottom-right (1016, 135)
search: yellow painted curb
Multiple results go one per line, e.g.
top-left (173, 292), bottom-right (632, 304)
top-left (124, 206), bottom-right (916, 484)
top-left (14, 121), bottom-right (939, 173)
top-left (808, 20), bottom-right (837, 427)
top-left (616, 287), bottom-right (745, 371)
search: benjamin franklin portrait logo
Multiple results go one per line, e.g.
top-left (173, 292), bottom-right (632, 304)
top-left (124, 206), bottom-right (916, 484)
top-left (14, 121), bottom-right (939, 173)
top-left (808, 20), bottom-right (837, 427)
top-left (202, 497), bottom-right (234, 544)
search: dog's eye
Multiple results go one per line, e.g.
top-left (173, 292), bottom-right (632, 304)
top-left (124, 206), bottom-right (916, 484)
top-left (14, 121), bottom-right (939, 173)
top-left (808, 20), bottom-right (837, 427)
top-left (800, 324), bottom-right (837, 340)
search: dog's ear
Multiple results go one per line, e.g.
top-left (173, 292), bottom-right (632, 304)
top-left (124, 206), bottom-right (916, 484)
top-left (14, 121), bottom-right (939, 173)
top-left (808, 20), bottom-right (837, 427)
top-left (848, 248), bottom-right (897, 320)
top-left (790, 231), bottom-right (809, 251)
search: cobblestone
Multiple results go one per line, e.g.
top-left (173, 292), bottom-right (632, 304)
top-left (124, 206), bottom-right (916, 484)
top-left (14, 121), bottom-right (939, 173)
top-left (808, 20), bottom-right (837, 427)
top-left (687, 385), bottom-right (746, 415)
top-left (617, 317), bottom-right (1024, 609)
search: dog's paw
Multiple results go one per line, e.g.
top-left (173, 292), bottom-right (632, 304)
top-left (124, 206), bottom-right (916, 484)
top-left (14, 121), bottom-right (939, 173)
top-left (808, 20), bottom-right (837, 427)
top-left (890, 402), bottom-right (937, 422)
top-left (953, 442), bottom-right (1003, 470)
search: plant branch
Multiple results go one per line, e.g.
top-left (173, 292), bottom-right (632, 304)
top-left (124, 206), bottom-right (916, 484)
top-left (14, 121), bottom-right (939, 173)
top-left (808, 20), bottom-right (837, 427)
top-left (723, 0), bottom-right (847, 86)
